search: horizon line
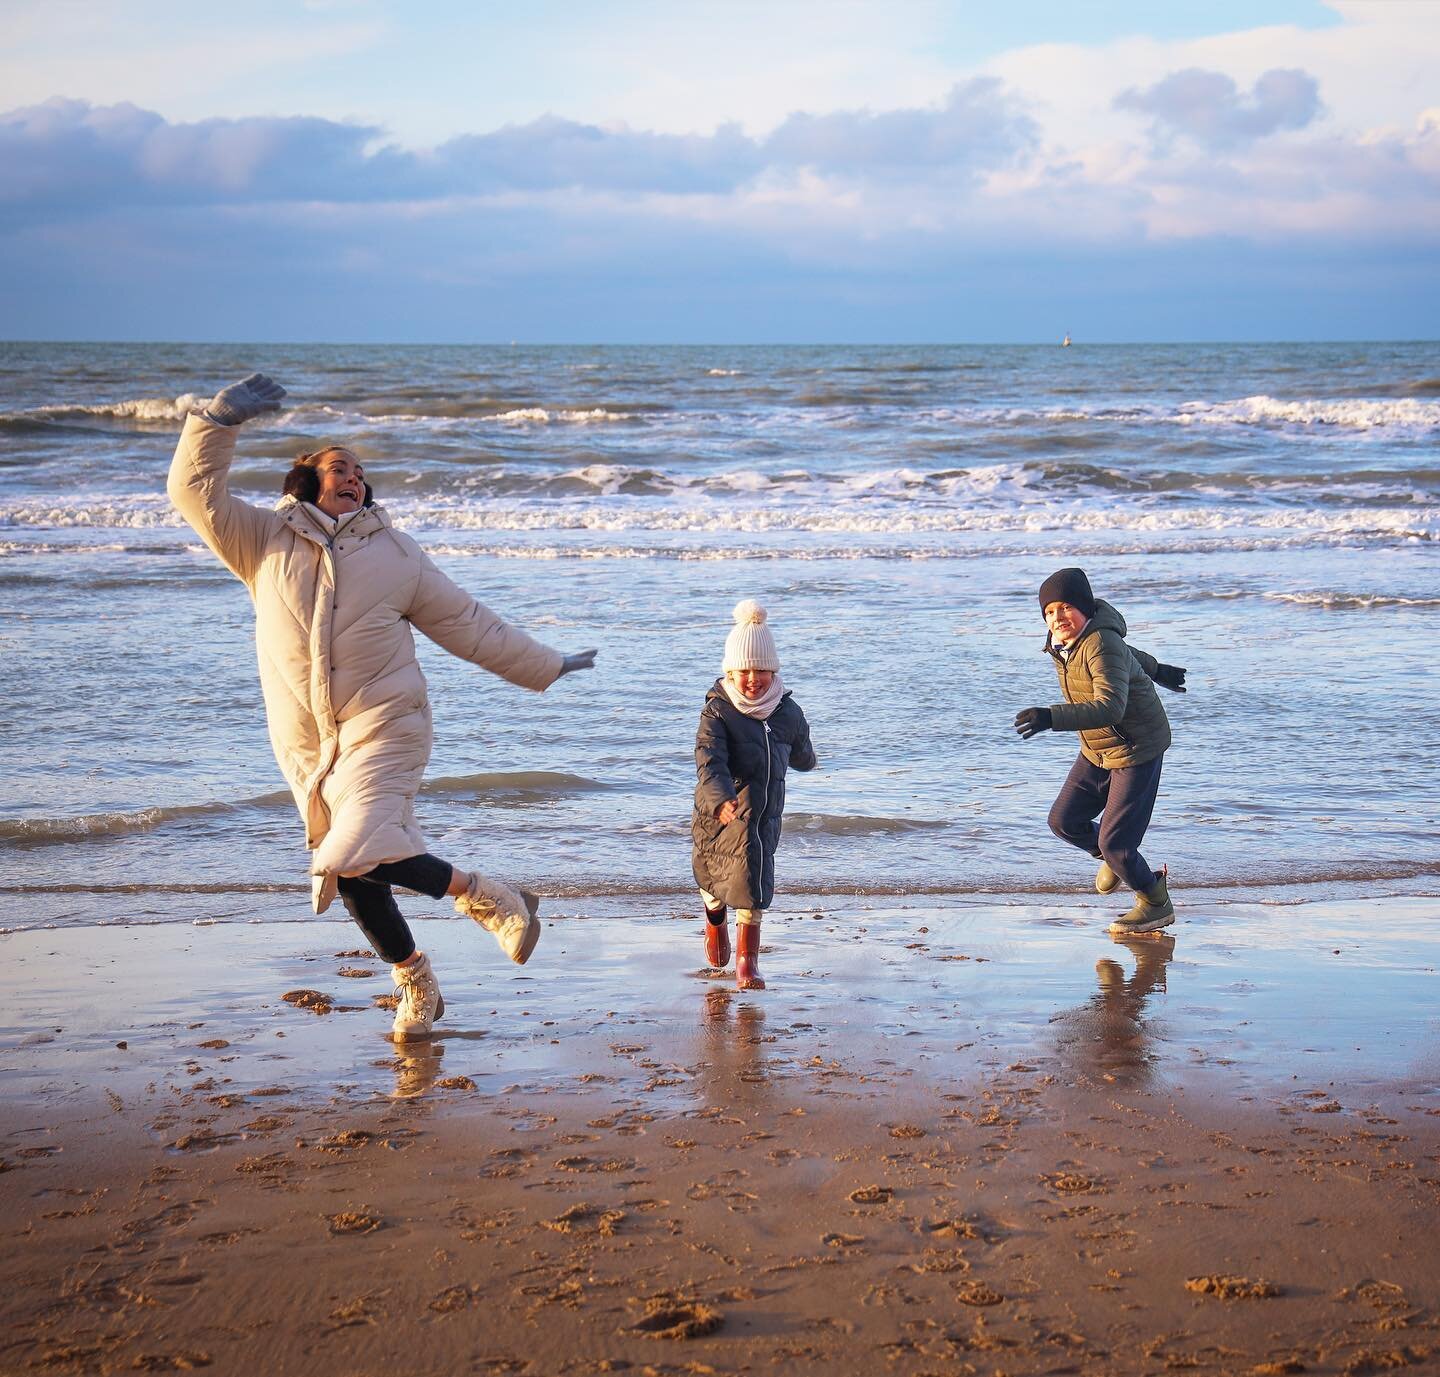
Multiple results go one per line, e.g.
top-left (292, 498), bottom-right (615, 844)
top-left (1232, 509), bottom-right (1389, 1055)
top-left (3, 337), bottom-right (1438, 349)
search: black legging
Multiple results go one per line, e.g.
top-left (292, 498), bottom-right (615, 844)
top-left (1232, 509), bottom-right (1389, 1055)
top-left (336, 853), bottom-right (454, 964)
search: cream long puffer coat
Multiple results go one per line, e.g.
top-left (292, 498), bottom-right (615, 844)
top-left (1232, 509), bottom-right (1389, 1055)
top-left (168, 413), bottom-right (563, 912)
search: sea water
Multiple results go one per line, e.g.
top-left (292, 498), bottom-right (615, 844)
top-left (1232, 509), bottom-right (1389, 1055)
top-left (1, 341), bottom-right (1437, 932)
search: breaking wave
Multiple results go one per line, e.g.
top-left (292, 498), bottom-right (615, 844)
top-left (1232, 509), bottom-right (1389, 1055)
top-left (1, 792), bottom-right (292, 847)
top-left (1176, 395), bottom-right (1440, 432)
top-left (0, 773), bottom-right (617, 850)
top-left (1, 492), bottom-right (1435, 544)
top-left (786, 813), bottom-right (952, 836)
top-left (0, 394), bottom-right (207, 426)
top-left (421, 770), bottom-right (612, 798)
top-left (1261, 590), bottom-right (1440, 609)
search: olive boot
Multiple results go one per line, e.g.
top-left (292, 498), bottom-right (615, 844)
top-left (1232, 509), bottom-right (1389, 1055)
top-left (1095, 859), bottom-right (1121, 894)
top-left (1108, 868), bottom-right (1174, 935)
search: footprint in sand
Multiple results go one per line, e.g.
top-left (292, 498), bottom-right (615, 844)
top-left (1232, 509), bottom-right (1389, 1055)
top-left (889, 1124), bottom-right (927, 1139)
top-left (327, 1210), bottom-right (382, 1236)
top-left (953, 1279), bottom-right (1005, 1306)
top-left (327, 1294), bottom-right (385, 1329)
top-left (1041, 1171), bottom-right (1103, 1194)
top-left (313, 1129), bottom-right (373, 1154)
top-left (555, 1155), bottom-right (635, 1173)
top-left (542, 1203), bottom-right (625, 1237)
top-left (428, 1283), bottom-right (479, 1314)
top-left (848, 1185), bottom-right (893, 1205)
top-left (1184, 1273), bottom-right (1281, 1299)
top-left (624, 1295), bottom-right (723, 1339)
top-left (907, 1250), bottom-right (970, 1274)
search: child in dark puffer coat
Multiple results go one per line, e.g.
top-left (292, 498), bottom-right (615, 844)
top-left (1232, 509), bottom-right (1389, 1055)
top-left (692, 600), bottom-right (817, 990)
top-left (1014, 568), bottom-right (1188, 934)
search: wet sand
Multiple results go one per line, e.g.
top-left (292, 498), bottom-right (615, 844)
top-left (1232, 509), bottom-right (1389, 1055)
top-left (3, 891), bottom-right (1439, 1375)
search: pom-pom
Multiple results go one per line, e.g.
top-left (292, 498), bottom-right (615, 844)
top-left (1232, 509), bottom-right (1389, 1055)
top-left (732, 598), bottom-right (767, 626)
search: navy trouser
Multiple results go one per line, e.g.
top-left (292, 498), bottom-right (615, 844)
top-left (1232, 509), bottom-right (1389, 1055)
top-left (336, 853), bottom-right (454, 965)
top-left (1047, 752), bottom-right (1164, 893)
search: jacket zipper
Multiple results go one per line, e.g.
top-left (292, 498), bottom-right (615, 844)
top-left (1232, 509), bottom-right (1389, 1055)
top-left (1057, 632), bottom-right (1133, 745)
top-left (753, 720), bottom-right (773, 828)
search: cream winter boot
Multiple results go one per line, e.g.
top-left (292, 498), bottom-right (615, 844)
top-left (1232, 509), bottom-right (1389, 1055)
top-left (454, 870), bottom-right (541, 965)
top-left (391, 951), bottom-right (444, 1041)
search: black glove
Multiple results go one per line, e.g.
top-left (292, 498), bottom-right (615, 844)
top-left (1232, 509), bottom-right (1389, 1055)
top-left (1013, 707), bottom-right (1053, 739)
top-left (1152, 663), bottom-right (1187, 693)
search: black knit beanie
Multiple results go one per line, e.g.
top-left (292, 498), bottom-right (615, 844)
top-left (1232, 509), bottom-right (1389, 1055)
top-left (1037, 567), bottom-right (1096, 618)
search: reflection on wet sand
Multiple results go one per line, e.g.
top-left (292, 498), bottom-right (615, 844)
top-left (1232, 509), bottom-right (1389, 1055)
top-left (699, 988), bottom-right (772, 1103)
top-left (1050, 933), bottom-right (1176, 1087)
top-left (384, 1040), bottom-right (447, 1099)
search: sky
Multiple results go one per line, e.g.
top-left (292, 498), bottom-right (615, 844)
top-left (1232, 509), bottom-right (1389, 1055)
top-left (1, 0), bottom-right (1436, 342)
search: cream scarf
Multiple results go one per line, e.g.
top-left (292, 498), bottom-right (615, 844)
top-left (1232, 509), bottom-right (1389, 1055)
top-left (723, 673), bottom-right (785, 720)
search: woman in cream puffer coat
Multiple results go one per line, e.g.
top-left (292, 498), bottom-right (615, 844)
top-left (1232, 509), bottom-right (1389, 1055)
top-left (168, 374), bottom-right (595, 1041)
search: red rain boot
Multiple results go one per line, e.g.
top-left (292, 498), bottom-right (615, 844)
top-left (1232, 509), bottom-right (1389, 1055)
top-left (735, 923), bottom-right (766, 991)
top-left (704, 906), bottom-right (731, 969)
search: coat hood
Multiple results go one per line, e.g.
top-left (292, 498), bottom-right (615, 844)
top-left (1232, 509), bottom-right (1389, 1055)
top-left (276, 496), bottom-right (393, 545)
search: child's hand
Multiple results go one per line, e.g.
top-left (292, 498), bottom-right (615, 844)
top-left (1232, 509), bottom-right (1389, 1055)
top-left (717, 799), bottom-right (739, 825)
top-left (1153, 663), bottom-right (1187, 692)
top-left (1014, 707), bottom-right (1053, 739)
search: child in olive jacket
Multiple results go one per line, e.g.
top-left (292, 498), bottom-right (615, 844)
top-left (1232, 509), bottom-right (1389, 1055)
top-left (1014, 568), bottom-right (1187, 933)
top-left (692, 600), bottom-right (817, 989)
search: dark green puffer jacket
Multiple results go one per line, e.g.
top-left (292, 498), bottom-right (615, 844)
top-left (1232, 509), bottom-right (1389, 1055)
top-left (691, 681), bottom-right (816, 911)
top-left (1046, 600), bottom-right (1171, 769)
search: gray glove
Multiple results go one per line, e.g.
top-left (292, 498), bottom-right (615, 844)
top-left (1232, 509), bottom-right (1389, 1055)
top-left (202, 372), bottom-right (287, 426)
top-left (558, 649), bottom-right (598, 677)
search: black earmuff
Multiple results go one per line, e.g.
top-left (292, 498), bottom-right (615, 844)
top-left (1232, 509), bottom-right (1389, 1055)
top-left (281, 458), bottom-right (374, 507)
top-left (282, 463), bottom-right (321, 503)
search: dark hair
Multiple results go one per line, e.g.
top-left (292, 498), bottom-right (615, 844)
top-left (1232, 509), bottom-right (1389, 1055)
top-left (283, 448), bottom-right (373, 507)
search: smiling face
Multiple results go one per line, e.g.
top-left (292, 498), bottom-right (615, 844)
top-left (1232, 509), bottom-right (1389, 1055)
top-left (1045, 601), bottom-right (1089, 644)
top-left (729, 667), bottom-right (775, 698)
top-left (312, 449), bottom-right (365, 518)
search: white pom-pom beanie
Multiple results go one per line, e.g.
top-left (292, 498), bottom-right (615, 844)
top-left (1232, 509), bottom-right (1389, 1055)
top-left (723, 599), bottom-right (780, 672)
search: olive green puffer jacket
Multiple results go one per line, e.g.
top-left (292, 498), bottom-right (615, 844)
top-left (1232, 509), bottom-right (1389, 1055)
top-left (1046, 600), bottom-right (1171, 769)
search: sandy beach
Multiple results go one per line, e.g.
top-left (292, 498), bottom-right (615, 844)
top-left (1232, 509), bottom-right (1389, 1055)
top-left (5, 0), bottom-right (1440, 1359)
top-left (4, 892), bottom-right (1438, 1375)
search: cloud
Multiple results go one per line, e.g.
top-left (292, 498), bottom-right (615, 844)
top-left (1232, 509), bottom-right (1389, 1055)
top-left (436, 117), bottom-right (761, 195)
top-left (0, 97), bottom-right (396, 211)
top-left (1115, 67), bottom-right (1322, 148)
top-left (763, 78), bottom-right (1037, 175)
top-left (0, 85), bottom-right (1039, 221)
top-left (0, 64), bottom-right (1436, 345)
